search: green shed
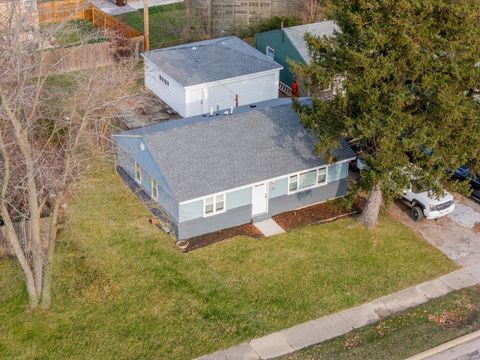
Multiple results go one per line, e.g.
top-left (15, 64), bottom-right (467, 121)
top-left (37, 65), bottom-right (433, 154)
top-left (255, 21), bottom-right (338, 94)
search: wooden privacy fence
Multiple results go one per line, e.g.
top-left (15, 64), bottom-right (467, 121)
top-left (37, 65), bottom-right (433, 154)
top-left (38, 0), bottom-right (86, 24)
top-left (40, 37), bottom-right (144, 74)
top-left (36, 0), bottom-right (144, 72)
top-left (38, 0), bottom-right (142, 40)
top-left (0, 218), bottom-right (51, 258)
top-left (84, 6), bottom-right (142, 39)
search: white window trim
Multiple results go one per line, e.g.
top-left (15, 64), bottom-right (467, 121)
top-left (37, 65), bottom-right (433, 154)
top-left (134, 161), bottom-right (142, 184)
top-left (203, 192), bottom-right (227, 217)
top-left (317, 167), bottom-right (328, 185)
top-left (151, 178), bottom-right (158, 201)
top-left (266, 46), bottom-right (275, 59)
top-left (180, 159), bottom-right (354, 206)
top-left (287, 166), bottom-right (329, 195)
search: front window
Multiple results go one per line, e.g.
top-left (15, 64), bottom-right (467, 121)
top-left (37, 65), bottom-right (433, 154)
top-left (151, 178), bottom-right (158, 200)
top-left (204, 194), bottom-right (226, 216)
top-left (288, 167), bottom-right (328, 193)
top-left (299, 170), bottom-right (317, 189)
top-left (317, 167), bottom-right (327, 184)
top-left (205, 197), bottom-right (214, 215)
top-left (134, 162), bottom-right (142, 184)
top-left (289, 175), bottom-right (298, 192)
top-left (215, 194), bottom-right (224, 212)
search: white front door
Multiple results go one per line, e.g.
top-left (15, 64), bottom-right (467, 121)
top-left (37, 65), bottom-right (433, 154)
top-left (252, 183), bottom-right (268, 216)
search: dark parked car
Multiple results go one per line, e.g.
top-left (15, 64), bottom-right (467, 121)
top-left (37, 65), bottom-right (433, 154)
top-left (454, 165), bottom-right (480, 202)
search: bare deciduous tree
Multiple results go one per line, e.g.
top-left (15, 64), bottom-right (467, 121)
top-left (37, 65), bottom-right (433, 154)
top-left (0, 2), bottom-right (142, 309)
top-left (297, 0), bottom-right (324, 23)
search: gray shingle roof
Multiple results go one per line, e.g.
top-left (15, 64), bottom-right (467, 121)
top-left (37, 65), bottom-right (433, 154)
top-left (116, 98), bottom-right (355, 202)
top-left (284, 20), bottom-right (339, 63)
top-left (142, 36), bottom-right (283, 87)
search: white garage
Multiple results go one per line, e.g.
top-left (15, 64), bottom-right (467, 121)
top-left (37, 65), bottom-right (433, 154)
top-left (143, 36), bottom-right (283, 118)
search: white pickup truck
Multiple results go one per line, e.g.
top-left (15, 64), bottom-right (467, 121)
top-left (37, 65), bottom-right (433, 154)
top-left (356, 157), bottom-right (455, 221)
top-left (401, 184), bottom-right (455, 221)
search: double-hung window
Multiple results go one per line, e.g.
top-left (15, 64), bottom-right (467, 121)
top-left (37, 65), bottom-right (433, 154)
top-left (151, 178), bottom-right (158, 200)
top-left (289, 175), bottom-right (298, 192)
top-left (204, 194), bottom-right (225, 216)
top-left (134, 161), bottom-right (142, 184)
top-left (288, 167), bottom-right (328, 193)
top-left (317, 167), bottom-right (327, 184)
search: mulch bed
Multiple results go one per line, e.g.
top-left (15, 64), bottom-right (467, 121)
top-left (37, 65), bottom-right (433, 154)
top-left (273, 197), bottom-right (365, 231)
top-left (179, 223), bottom-right (263, 253)
top-left (178, 197), bottom-right (365, 252)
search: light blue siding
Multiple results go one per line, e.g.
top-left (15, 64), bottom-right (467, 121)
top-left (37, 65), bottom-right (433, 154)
top-left (179, 200), bottom-right (204, 222)
top-left (328, 162), bottom-right (349, 182)
top-left (179, 187), bottom-right (252, 223)
top-left (269, 177), bottom-right (288, 198)
top-left (226, 187), bottom-right (252, 210)
top-left (114, 136), bottom-right (172, 194)
top-left (114, 135), bottom-right (178, 221)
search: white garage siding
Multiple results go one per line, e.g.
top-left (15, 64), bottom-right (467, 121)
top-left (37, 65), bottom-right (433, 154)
top-left (184, 70), bottom-right (280, 118)
top-left (144, 59), bottom-right (187, 117)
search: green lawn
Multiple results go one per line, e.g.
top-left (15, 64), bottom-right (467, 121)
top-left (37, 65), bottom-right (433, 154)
top-left (0, 161), bottom-right (457, 359)
top-left (280, 287), bottom-right (480, 360)
top-left (115, 3), bottom-right (204, 49)
top-left (44, 20), bottom-right (107, 47)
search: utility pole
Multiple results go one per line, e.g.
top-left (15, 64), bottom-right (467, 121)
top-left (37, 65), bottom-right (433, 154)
top-left (143, 0), bottom-right (150, 51)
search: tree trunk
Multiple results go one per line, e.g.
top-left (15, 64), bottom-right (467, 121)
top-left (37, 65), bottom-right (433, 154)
top-left (1, 206), bottom-right (39, 308)
top-left (40, 198), bottom-right (61, 309)
top-left (3, 96), bottom-right (44, 295)
top-left (358, 185), bottom-right (383, 229)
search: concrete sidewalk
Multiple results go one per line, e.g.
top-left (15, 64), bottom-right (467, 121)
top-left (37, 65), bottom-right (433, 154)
top-left (196, 264), bottom-right (480, 360)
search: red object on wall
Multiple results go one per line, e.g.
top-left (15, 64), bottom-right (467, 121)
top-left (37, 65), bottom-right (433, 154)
top-left (291, 80), bottom-right (298, 97)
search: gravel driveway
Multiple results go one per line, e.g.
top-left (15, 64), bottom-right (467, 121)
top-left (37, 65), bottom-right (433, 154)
top-left (389, 197), bottom-right (480, 267)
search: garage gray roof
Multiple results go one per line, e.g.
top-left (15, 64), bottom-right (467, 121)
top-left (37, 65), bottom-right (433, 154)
top-left (117, 98), bottom-right (355, 202)
top-left (142, 36), bottom-right (283, 87)
top-left (284, 20), bottom-right (339, 63)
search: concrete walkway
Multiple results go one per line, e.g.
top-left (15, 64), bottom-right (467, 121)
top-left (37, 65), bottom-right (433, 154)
top-left (196, 264), bottom-right (480, 360)
top-left (253, 219), bottom-right (285, 237)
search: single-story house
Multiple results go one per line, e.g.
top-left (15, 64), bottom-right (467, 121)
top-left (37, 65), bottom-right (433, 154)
top-left (255, 20), bottom-right (339, 94)
top-left (113, 98), bottom-right (355, 241)
top-left (143, 36), bottom-right (283, 118)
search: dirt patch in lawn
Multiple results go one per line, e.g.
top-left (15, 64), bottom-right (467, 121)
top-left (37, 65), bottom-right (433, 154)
top-left (273, 198), bottom-right (365, 231)
top-left (178, 224), bottom-right (263, 252)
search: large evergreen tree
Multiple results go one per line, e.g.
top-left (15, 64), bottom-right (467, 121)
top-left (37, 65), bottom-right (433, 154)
top-left (294, 0), bottom-right (480, 228)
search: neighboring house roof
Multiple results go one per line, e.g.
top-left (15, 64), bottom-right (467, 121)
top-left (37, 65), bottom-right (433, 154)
top-left (283, 20), bottom-right (339, 63)
top-left (114, 98), bottom-right (355, 202)
top-left (142, 36), bottom-right (283, 87)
